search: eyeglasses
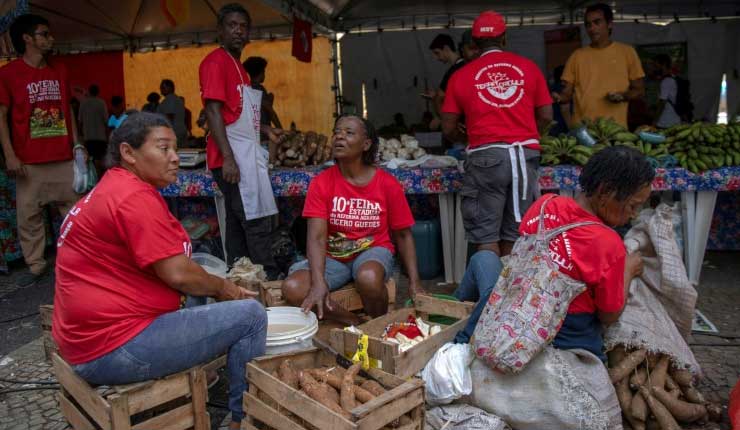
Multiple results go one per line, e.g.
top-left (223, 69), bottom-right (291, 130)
top-left (33, 31), bottom-right (51, 38)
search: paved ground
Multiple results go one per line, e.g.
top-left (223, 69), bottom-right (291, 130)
top-left (0, 251), bottom-right (738, 429)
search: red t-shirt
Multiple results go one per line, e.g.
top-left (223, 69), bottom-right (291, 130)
top-left (442, 50), bottom-right (552, 150)
top-left (199, 48), bottom-right (251, 169)
top-left (302, 166), bottom-right (414, 262)
top-left (52, 167), bottom-right (191, 364)
top-left (519, 194), bottom-right (625, 314)
top-left (0, 58), bottom-right (73, 164)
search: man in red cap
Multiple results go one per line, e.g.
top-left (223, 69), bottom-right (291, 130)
top-left (442, 10), bottom-right (552, 258)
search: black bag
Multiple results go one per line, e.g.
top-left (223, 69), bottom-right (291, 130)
top-left (668, 76), bottom-right (694, 122)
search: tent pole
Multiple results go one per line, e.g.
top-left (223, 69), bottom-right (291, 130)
top-left (331, 33), bottom-right (343, 117)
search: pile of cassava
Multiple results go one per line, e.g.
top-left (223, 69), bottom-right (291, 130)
top-left (271, 131), bottom-right (331, 168)
top-left (608, 345), bottom-right (722, 429)
top-left (267, 359), bottom-right (414, 427)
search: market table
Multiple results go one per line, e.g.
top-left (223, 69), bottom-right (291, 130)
top-left (0, 165), bottom-right (734, 280)
top-left (161, 165), bottom-right (740, 285)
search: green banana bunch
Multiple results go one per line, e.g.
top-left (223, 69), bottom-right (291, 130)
top-left (541, 135), bottom-right (593, 166)
top-left (660, 121), bottom-right (740, 173)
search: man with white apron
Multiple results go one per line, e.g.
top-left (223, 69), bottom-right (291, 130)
top-left (199, 4), bottom-right (281, 278)
top-left (441, 11), bottom-right (553, 258)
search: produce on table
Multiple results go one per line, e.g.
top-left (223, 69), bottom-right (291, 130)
top-left (271, 130), bottom-right (331, 168)
top-left (540, 117), bottom-right (740, 173)
top-left (541, 134), bottom-right (593, 166)
top-left (662, 121), bottom-right (740, 172)
top-left (608, 345), bottom-right (721, 429)
top-left (379, 135), bottom-right (427, 162)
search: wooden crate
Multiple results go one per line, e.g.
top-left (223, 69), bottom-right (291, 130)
top-left (329, 295), bottom-right (474, 379)
top-left (39, 304), bottom-right (58, 361)
top-left (53, 352), bottom-right (225, 430)
top-left (244, 347), bottom-right (424, 430)
top-left (260, 279), bottom-right (396, 311)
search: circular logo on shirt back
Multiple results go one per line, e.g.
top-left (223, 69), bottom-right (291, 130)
top-left (474, 63), bottom-right (526, 108)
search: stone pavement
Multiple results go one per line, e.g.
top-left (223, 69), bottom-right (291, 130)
top-left (1, 251), bottom-right (738, 430)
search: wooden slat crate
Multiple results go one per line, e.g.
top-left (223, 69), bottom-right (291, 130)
top-left (244, 347), bottom-right (424, 430)
top-left (39, 304), bottom-right (58, 361)
top-left (260, 279), bottom-right (396, 311)
top-left (53, 353), bottom-right (225, 430)
top-left (329, 295), bottom-right (474, 379)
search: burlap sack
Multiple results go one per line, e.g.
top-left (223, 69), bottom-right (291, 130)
top-left (470, 347), bottom-right (622, 430)
top-left (425, 404), bottom-right (511, 430)
top-left (604, 203), bottom-right (701, 375)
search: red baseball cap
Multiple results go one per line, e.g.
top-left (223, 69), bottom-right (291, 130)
top-left (472, 11), bottom-right (506, 38)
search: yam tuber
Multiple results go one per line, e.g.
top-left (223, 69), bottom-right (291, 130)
top-left (669, 368), bottom-right (693, 387)
top-left (308, 369), bottom-right (375, 403)
top-left (299, 371), bottom-right (350, 419)
top-left (630, 367), bottom-right (648, 389)
top-left (665, 375), bottom-right (679, 391)
top-left (638, 386), bottom-right (680, 430)
top-left (340, 363), bottom-right (361, 412)
top-left (607, 345), bottom-right (627, 368)
top-left (650, 386), bottom-right (707, 422)
top-left (360, 380), bottom-right (387, 397)
top-left (279, 360), bottom-right (300, 389)
top-left (705, 402), bottom-right (722, 422)
top-left (282, 158), bottom-right (304, 167)
top-left (649, 355), bottom-right (670, 390)
top-left (609, 349), bottom-right (647, 383)
top-left (615, 378), bottom-right (641, 430)
top-left (681, 385), bottom-right (705, 404)
top-left (631, 391), bottom-right (648, 422)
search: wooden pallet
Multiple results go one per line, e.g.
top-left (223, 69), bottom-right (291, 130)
top-left (243, 348), bottom-right (424, 430)
top-left (260, 279), bottom-right (396, 311)
top-left (329, 294), bottom-right (474, 379)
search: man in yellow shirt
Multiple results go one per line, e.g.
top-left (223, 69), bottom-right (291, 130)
top-left (552, 3), bottom-right (645, 128)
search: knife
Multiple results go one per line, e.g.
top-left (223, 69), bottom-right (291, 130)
top-left (312, 337), bottom-right (375, 380)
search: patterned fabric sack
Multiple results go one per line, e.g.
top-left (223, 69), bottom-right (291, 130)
top-left (472, 195), bottom-right (597, 373)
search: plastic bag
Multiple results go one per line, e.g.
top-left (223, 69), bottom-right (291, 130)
top-left (72, 145), bottom-right (98, 194)
top-left (421, 343), bottom-right (473, 405)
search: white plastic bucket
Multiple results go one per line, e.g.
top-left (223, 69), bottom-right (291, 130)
top-left (265, 307), bottom-right (319, 355)
top-left (192, 253), bottom-right (228, 278)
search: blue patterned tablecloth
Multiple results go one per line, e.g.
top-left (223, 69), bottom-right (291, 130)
top-left (1, 165), bottom-right (738, 266)
top-left (161, 165), bottom-right (740, 197)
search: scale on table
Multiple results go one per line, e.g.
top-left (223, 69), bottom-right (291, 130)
top-left (177, 148), bottom-right (206, 168)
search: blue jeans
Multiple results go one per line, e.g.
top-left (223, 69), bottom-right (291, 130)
top-left (288, 247), bottom-right (395, 291)
top-left (453, 250), bottom-right (503, 344)
top-left (72, 299), bottom-right (267, 423)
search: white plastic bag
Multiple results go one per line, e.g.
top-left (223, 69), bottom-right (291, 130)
top-left (421, 343), bottom-right (473, 405)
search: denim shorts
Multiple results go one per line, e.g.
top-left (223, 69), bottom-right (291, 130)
top-left (288, 247), bottom-right (395, 290)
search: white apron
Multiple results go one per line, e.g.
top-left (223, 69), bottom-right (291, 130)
top-left (225, 85), bottom-right (278, 220)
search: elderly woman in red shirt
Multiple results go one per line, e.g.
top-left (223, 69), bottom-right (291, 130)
top-left (52, 112), bottom-right (265, 430)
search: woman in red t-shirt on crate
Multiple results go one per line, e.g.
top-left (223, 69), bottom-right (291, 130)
top-left (282, 115), bottom-right (426, 325)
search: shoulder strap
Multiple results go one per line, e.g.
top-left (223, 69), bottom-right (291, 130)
top-left (536, 194), bottom-right (559, 235)
top-left (542, 221), bottom-right (602, 242)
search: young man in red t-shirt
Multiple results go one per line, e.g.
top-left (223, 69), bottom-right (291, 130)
top-left (442, 10), bottom-right (553, 258)
top-left (0, 14), bottom-right (80, 286)
top-left (199, 4), bottom-right (283, 278)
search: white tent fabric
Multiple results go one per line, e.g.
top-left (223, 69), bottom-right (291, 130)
top-left (341, 21), bottom-right (739, 127)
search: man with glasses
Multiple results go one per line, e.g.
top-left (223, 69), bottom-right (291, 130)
top-left (0, 14), bottom-right (80, 287)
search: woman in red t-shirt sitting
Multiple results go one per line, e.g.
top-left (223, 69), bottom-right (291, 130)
top-left (281, 115), bottom-right (426, 325)
top-left (518, 145), bottom-right (654, 359)
top-left (52, 112), bottom-right (265, 430)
